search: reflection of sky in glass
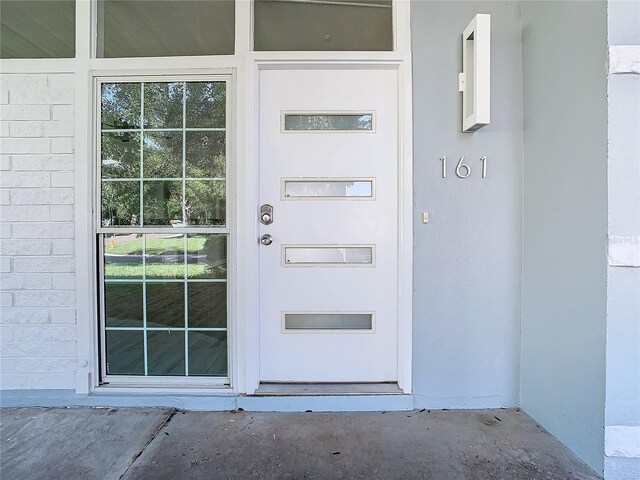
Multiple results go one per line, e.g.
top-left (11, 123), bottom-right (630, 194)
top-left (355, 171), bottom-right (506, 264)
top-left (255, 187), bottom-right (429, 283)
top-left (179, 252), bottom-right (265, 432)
top-left (143, 134), bottom-right (159, 149)
top-left (356, 115), bottom-right (372, 129)
top-left (166, 83), bottom-right (183, 96)
top-left (101, 132), bottom-right (140, 178)
top-left (346, 182), bottom-right (372, 196)
top-left (101, 83), bottom-right (141, 130)
top-left (285, 246), bottom-right (372, 264)
top-left (285, 181), bottom-right (372, 198)
top-left (103, 88), bottom-right (115, 103)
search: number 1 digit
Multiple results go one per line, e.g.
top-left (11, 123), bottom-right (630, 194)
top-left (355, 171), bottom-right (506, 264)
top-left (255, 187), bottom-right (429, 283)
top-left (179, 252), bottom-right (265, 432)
top-left (440, 156), bottom-right (447, 178)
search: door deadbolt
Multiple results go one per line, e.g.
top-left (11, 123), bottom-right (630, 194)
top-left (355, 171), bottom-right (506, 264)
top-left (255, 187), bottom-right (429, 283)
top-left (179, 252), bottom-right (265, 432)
top-left (260, 204), bottom-right (273, 225)
top-left (260, 234), bottom-right (273, 246)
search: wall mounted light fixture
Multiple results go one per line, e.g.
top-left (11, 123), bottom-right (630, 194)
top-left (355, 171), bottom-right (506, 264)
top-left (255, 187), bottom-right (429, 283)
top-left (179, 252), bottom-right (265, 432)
top-left (459, 14), bottom-right (491, 132)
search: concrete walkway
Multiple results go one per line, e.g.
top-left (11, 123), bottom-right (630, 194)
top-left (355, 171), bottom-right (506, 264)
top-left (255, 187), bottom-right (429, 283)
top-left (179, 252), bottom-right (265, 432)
top-left (0, 407), bottom-right (600, 480)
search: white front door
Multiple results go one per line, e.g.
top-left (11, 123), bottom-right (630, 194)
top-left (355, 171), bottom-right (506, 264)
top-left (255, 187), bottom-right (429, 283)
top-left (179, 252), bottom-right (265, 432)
top-left (258, 67), bottom-right (399, 384)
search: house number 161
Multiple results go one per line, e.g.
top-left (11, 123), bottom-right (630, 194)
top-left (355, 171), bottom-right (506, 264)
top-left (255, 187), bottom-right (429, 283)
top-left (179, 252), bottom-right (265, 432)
top-left (440, 156), bottom-right (488, 178)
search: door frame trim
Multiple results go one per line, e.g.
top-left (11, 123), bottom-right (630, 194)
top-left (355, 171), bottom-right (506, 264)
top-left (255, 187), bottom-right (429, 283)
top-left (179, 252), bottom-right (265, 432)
top-left (238, 56), bottom-right (413, 394)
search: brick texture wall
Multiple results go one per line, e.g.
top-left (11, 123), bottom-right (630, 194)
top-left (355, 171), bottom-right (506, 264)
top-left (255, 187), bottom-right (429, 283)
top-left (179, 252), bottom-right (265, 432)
top-left (0, 74), bottom-right (77, 389)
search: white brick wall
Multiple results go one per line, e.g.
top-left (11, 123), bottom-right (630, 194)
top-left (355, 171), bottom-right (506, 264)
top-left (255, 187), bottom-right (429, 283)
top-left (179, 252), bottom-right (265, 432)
top-left (0, 73), bottom-right (77, 390)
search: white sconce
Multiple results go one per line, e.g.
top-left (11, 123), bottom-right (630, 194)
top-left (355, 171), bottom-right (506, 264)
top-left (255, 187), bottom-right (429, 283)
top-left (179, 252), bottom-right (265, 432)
top-left (459, 14), bottom-right (491, 132)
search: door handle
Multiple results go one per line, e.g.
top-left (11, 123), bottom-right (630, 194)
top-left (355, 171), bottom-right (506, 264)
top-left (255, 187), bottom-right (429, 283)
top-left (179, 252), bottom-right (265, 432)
top-left (260, 234), bottom-right (273, 246)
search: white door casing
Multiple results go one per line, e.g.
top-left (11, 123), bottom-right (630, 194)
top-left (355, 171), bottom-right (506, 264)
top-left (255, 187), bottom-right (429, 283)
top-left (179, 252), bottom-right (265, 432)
top-left (258, 67), bottom-right (400, 383)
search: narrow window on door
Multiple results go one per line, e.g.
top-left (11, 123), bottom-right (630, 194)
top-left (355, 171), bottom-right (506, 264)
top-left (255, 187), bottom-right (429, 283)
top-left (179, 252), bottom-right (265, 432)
top-left (98, 79), bottom-right (230, 382)
top-left (282, 112), bottom-right (374, 132)
top-left (282, 179), bottom-right (374, 199)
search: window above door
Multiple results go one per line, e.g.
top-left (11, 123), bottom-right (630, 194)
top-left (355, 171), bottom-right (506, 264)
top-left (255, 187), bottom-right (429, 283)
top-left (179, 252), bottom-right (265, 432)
top-left (96, 0), bottom-right (235, 58)
top-left (1, 0), bottom-right (407, 62)
top-left (0, 0), bottom-right (76, 58)
top-left (254, 0), bottom-right (393, 51)
top-left (97, 0), bottom-right (393, 56)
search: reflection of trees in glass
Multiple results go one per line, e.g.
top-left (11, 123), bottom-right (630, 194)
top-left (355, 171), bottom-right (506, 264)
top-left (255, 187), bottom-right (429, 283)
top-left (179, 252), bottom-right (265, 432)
top-left (143, 132), bottom-right (183, 178)
top-left (101, 83), bottom-right (141, 129)
top-left (144, 83), bottom-right (183, 128)
top-left (185, 181), bottom-right (225, 225)
top-left (102, 181), bottom-right (140, 226)
top-left (285, 114), bottom-right (372, 130)
top-left (202, 235), bottom-right (227, 278)
top-left (143, 181), bottom-right (183, 225)
top-left (101, 81), bottom-right (227, 227)
top-left (102, 132), bottom-right (140, 178)
top-left (102, 81), bottom-right (225, 131)
top-left (186, 82), bottom-right (226, 128)
top-left (186, 131), bottom-right (225, 178)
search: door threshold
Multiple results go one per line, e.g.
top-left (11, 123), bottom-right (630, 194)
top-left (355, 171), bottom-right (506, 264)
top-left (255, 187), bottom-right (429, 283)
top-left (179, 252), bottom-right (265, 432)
top-left (254, 382), bottom-right (403, 396)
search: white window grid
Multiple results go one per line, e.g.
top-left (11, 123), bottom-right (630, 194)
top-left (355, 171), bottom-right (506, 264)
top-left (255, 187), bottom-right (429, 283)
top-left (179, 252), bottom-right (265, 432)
top-left (97, 76), bottom-right (231, 384)
top-left (99, 81), bottom-right (227, 229)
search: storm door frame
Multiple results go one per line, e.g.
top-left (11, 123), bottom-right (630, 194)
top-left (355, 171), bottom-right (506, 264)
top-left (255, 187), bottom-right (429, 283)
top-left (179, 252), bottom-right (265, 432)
top-left (95, 74), bottom-right (235, 387)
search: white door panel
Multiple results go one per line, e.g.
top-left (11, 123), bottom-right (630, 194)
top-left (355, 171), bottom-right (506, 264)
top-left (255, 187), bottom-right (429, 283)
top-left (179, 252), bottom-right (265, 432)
top-left (259, 68), bottom-right (399, 383)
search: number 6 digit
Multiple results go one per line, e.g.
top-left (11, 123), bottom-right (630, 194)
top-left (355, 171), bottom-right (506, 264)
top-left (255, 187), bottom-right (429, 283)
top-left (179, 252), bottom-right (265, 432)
top-left (455, 156), bottom-right (471, 178)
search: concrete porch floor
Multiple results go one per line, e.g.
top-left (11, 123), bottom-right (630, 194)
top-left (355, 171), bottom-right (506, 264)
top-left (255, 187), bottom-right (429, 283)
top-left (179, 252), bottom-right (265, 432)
top-left (0, 407), bottom-right (600, 480)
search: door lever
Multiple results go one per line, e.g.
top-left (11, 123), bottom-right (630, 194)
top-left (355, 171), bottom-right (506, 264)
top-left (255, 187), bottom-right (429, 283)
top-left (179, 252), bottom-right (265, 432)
top-left (260, 204), bottom-right (273, 225)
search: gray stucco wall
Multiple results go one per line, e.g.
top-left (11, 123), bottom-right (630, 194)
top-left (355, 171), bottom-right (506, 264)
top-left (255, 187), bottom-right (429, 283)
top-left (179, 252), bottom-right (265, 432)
top-left (411, 1), bottom-right (523, 408)
top-left (605, 2), bottom-right (640, 478)
top-left (520, 1), bottom-right (609, 474)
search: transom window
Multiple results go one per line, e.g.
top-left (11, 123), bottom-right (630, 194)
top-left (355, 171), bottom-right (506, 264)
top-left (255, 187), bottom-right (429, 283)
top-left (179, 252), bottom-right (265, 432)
top-left (97, 0), bottom-right (235, 58)
top-left (254, 0), bottom-right (393, 51)
top-left (98, 78), bottom-right (230, 382)
top-left (2, 0), bottom-right (398, 59)
top-left (0, 0), bottom-right (75, 58)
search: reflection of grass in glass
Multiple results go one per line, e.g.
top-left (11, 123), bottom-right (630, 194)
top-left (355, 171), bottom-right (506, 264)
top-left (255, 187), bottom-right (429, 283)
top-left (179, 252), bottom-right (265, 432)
top-left (145, 263), bottom-right (185, 279)
top-left (104, 234), bottom-right (226, 279)
top-left (105, 263), bottom-right (142, 279)
top-left (105, 235), bottom-right (207, 255)
top-left (189, 265), bottom-right (226, 280)
top-left (106, 263), bottom-right (207, 278)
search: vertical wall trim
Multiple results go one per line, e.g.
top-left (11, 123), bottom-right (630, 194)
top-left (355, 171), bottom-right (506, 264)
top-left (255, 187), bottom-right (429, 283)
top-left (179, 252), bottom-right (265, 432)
top-left (74, 0), bottom-right (94, 394)
top-left (394, 0), bottom-right (412, 53)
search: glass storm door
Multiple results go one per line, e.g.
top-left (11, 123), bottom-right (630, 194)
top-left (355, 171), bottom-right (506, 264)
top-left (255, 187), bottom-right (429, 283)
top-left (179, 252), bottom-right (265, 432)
top-left (98, 77), bottom-right (230, 384)
top-left (258, 68), bottom-right (399, 384)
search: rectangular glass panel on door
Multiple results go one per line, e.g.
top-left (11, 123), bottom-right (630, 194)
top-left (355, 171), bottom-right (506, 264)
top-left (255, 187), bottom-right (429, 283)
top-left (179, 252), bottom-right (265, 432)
top-left (283, 113), bottom-right (373, 131)
top-left (283, 179), bottom-right (374, 199)
top-left (284, 313), bottom-right (373, 331)
top-left (98, 78), bottom-right (230, 384)
top-left (283, 246), bottom-right (374, 265)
